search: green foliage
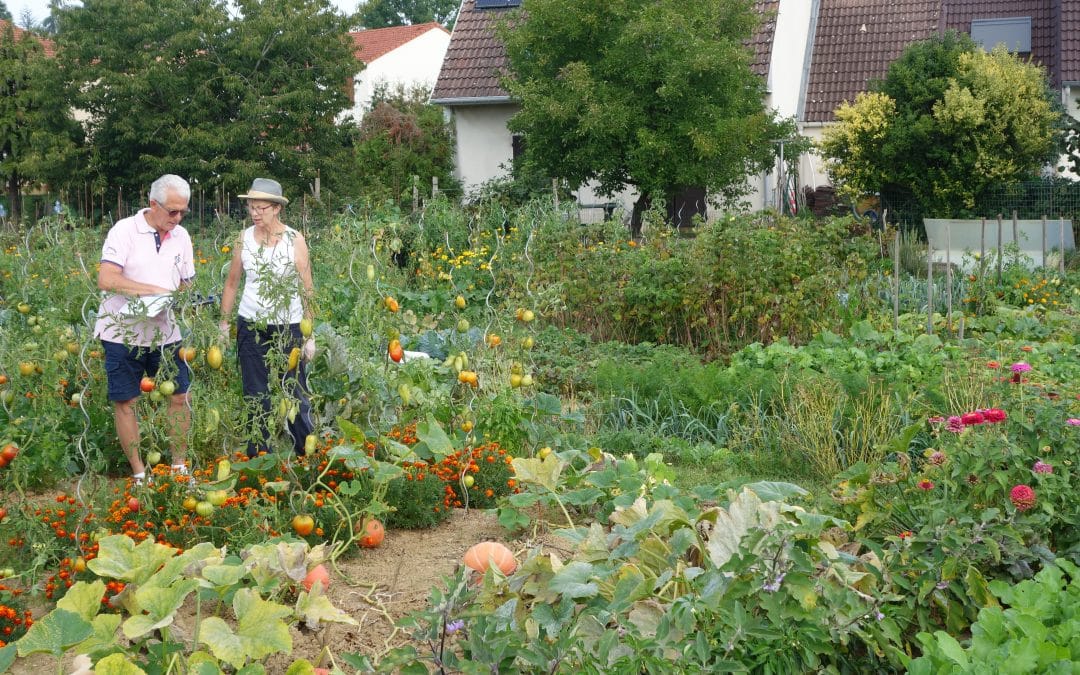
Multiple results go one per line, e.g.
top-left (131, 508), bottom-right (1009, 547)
top-left (819, 31), bottom-right (1061, 216)
top-left (356, 0), bottom-right (458, 28)
top-left (909, 560), bottom-right (1080, 674)
top-left (0, 21), bottom-right (83, 221)
top-left (500, 0), bottom-right (793, 203)
top-left (344, 85), bottom-right (459, 211)
top-left (56, 0), bottom-right (358, 203)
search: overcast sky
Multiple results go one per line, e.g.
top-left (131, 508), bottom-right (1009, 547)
top-left (6, 0), bottom-right (361, 25)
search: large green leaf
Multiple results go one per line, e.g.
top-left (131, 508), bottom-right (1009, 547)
top-left (511, 453), bottom-right (563, 493)
top-left (57, 580), bottom-right (106, 622)
top-left (415, 413), bottom-right (454, 461)
top-left (88, 534), bottom-right (177, 585)
top-left (549, 562), bottom-right (599, 599)
top-left (741, 481), bottom-right (809, 503)
top-left (295, 588), bottom-right (360, 630)
top-left (74, 613), bottom-right (123, 656)
top-left (199, 589), bottom-right (292, 670)
top-left (123, 579), bottom-right (199, 640)
top-left (93, 653), bottom-right (148, 674)
top-left (15, 609), bottom-right (93, 657)
top-left (0, 644), bottom-right (15, 673)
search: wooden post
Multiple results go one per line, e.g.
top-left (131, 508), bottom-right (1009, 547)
top-left (927, 244), bottom-right (934, 335)
top-left (946, 224), bottom-right (952, 337)
top-left (980, 217), bottom-right (985, 262)
top-left (1060, 218), bottom-right (1067, 276)
top-left (552, 178), bottom-right (559, 209)
top-left (313, 171), bottom-right (321, 201)
top-left (996, 214), bottom-right (1003, 284)
top-left (1041, 215), bottom-right (1047, 268)
top-left (1012, 210), bottom-right (1019, 267)
top-left (412, 175), bottom-right (419, 213)
top-left (893, 230), bottom-right (900, 331)
top-left (432, 176), bottom-right (439, 198)
top-left (118, 186), bottom-right (122, 221)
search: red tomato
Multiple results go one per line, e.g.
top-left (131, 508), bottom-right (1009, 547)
top-left (0, 444), bottom-right (15, 462)
top-left (127, 497), bottom-right (140, 512)
top-left (139, 377), bottom-right (155, 393)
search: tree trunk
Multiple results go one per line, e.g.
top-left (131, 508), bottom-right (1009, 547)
top-left (630, 193), bottom-right (651, 240)
top-left (6, 173), bottom-right (21, 224)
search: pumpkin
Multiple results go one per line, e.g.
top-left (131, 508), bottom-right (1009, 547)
top-left (463, 541), bottom-right (517, 575)
top-left (358, 518), bottom-right (385, 548)
top-left (303, 564), bottom-right (330, 592)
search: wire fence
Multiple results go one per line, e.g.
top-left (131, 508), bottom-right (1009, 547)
top-left (882, 178), bottom-right (1080, 239)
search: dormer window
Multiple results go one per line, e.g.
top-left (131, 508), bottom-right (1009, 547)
top-left (970, 17), bottom-right (1031, 54)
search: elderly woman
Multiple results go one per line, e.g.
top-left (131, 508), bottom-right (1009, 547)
top-left (219, 178), bottom-right (316, 457)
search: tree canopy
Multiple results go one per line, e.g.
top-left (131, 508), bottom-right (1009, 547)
top-left (356, 0), bottom-right (458, 28)
top-left (499, 0), bottom-right (791, 219)
top-left (0, 3), bottom-right (10, 21)
top-left (0, 20), bottom-right (83, 220)
top-left (56, 0), bottom-right (359, 204)
top-left (818, 31), bottom-right (1061, 217)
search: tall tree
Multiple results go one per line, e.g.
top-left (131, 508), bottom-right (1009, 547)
top-left (357, 0), bottom-right (458, 28)
top-left (57, 0), bottom-right (358, 204)
top-left (819, 32), bottom-right (1060, 216)
top-left (500, 0), bottom-right (791, 227)
top-left (0, 2), bottom-right (11, 21)
top-left (0, 20), bottom-right (83, 221)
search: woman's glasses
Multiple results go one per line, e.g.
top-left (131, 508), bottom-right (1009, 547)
top-left (247, 204), bottom-right (276, 215)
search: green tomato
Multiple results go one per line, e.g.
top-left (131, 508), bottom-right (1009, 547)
top-left (194, 501), bottom-right (214, 517)
top-left (158, 380), bottom-right (176, 396)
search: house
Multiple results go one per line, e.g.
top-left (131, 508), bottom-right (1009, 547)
top-left (432, 0), bottom-right (1080, 217)
top-left (0, 19), bottom-right (56, 56)
top-left (344, 22), bottom-right (451, 122)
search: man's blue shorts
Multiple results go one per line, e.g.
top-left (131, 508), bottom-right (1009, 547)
top-left (102, 340), bottom-right (191, 402)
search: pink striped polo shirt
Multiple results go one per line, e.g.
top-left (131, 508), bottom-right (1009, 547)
top-left (93, 208), bottom-right (195, 346)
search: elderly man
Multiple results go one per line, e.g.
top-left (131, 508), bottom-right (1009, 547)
top-left (94, 174), bottom-right (195, 484)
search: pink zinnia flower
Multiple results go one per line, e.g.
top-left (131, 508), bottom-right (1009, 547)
top-left (917, 479), bottom-right (934, 491)
top-left (1032, 461), bottom-right (1053, 475)
top-left (946, 416), bottom-right (965, 433)
top-left (961, 411), bottom-right (985, 425)
top-left (928, 451), bottom-right (947, 466)
top-left (984, 408), bottom-right (1007, 423)
top-left (1011, 362), bottom-right (1032, 373)
top-left (1067, 419), bottom-right (1080, 427)
top-left (1009, 484), bottom-right (1036, 511)
top-left (928, 416), bottom-right (946, 425)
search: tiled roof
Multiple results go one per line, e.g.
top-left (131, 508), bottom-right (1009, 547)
top-left (943, 1), bottom-right (1055, 83)
top-left (749, 1), bottom-right (780, 78)
top-left (0, 19), bottom-right (57, 57)
top-left (349, 22), bottom-right (449, 65)
top-left (431, 0), bottom-right (513, 101)
top-left (1064, 1), bottom-right (1080, 83)
top-left (433, 0), bottom-right (782, 103)
top-left (803, 1), bottom-right (940, 123)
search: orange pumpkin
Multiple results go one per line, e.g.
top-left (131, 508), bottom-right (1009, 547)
top-left (358, 518), bottom-right (385, 548)
top-left (463, 541), bottom-right (517, 575)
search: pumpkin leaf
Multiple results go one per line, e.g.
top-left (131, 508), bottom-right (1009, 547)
top-left (0, 644), bottom-right (15, 673)
top-left (57, 580), bottom-right (106, 622)
top-left (511, 453), bottom-right (563, 493)
top-left (199, 589), bottom-right (292, 670)
top-left (16, 609), bottom-right (93, 657)
top-left (124, 579), bottom-right (199, 640)
top-left (93, 653), bottom-right (148, 674)
top-left (549, 561), bottom-right (599, 599)
top-left (88, 535), bottom-right (177, 586)
top-left (415, 414), bottom-right (454, 461)
top-left (295, 588), bottom-right (360, 630)
top-left (74, 613), bottom-right (122, 655)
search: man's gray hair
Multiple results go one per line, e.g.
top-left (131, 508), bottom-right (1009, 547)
top-left (149, 174), bottom-right (191, 205)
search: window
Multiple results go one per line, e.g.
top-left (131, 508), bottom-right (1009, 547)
top-left (511, 134), bottom-right (525, 160)
top-left (475, 0), bottom-right (521, 8)
top-left (970, 17), bottom-right (1031, 53)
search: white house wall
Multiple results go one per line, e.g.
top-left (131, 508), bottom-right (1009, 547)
top-left (452, 105), bottom-right (518, 195)
top-left (347, 30), bottom-right (450, 121)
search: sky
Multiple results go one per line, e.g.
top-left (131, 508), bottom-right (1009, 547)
top-left (6, 0), bottom-right (361, 25)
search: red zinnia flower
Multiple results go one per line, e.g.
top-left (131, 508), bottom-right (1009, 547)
top-left (984, 408), bottom-right (1007, 423)
top-left (961, 411), bottom-right (985, 425)
top-left (1009, 484), bottom-right (1036, 511)
top-left (917, 479), bottom-right (934, 491)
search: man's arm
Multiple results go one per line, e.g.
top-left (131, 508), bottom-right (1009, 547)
top-left (97, 261), bottom-right (173, 297)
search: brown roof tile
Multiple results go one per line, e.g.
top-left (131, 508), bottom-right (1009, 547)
top-left (750, 1), bottom-right (780, 78)
top-left (0, 19), bottom-right (57, 57)
top-left (349, 22), bottom-right (449, 65)
top-left (1064, 1), bottom-right (1080, 83)
top-left (431, 0), bottom-right (514, 101)
top-left (803, 0), bottom-right (940, 123)
top-left (433, 0), bottom-right (781, 103)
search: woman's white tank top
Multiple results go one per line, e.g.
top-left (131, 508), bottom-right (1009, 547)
top-left (237, 225), bottom-right (304, 324)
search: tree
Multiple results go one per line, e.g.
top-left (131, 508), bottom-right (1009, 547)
top-left (343, 84), bottom-right (458, 209)
top-left (0, 20), bottom-right (83, 221)
top-left (499, 0), bottom-right (792, 229)
top-left (819, 32), bottom-right (1060, 217)
top-left (0, 3), bottom-right (11, 21)
top-left (57, 0), bottom-right (358, 204)
top-left (356, 0), bottom-right (458, 28)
